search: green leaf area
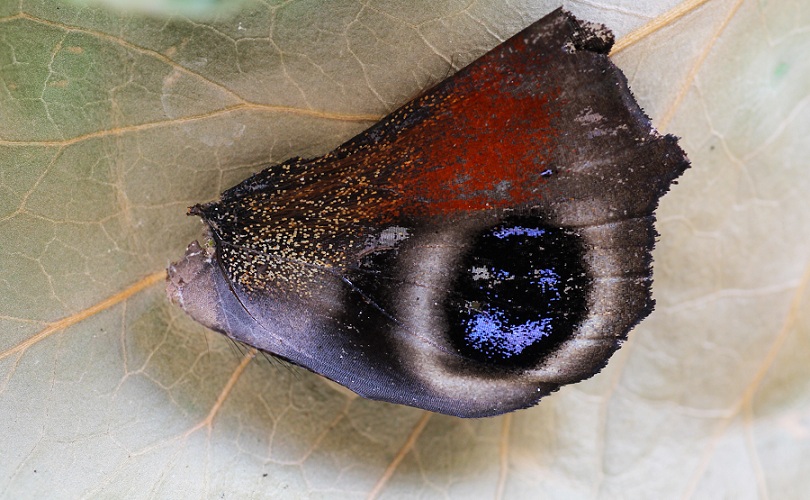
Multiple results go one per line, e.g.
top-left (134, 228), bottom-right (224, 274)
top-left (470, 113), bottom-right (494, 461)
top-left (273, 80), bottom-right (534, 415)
top-left (1, 0), bottom-right (808, 497)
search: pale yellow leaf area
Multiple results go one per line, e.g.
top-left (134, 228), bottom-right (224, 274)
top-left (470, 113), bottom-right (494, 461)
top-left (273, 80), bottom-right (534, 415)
top-left (1, 0), bottom-right (808, 498)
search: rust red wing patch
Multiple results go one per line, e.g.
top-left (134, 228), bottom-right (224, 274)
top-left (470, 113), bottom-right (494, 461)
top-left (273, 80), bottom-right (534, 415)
top-left (167, 9), bottom-right (689, 418)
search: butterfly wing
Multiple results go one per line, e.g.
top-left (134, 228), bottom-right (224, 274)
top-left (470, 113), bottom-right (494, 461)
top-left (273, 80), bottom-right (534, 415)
top-left (167, 9), bottom-right (689, 417)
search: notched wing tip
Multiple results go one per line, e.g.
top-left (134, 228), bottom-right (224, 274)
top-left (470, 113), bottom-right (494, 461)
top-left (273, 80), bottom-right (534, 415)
top-left (558, 8), bottom-right (615, 54)
top-left (659, 134), bottom-right (692, 191)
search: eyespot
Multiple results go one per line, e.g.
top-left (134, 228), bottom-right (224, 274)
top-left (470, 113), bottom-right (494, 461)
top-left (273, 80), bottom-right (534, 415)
top-left (444, 216), bottom-right (590, 367)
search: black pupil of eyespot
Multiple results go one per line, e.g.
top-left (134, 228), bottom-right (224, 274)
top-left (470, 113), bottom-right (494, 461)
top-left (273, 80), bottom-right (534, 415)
top-left (445, 217), bottom-right (591, 368)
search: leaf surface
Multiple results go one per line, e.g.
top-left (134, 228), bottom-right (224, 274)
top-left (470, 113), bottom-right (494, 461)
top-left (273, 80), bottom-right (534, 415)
top-left (1, 0), bottom-right (808, 497)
